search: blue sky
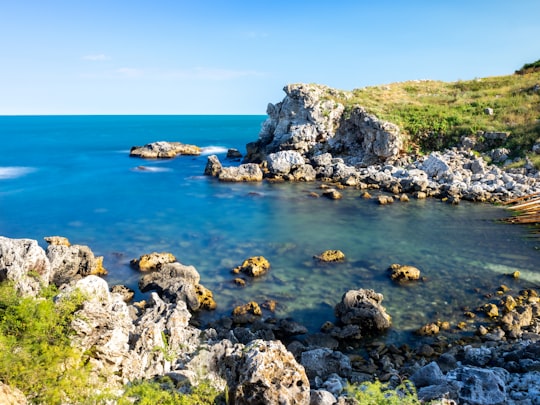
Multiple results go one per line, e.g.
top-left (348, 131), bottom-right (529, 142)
top-left (1, 0), bottom-right (539, 115)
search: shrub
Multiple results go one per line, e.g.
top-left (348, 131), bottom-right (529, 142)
top-left (0, 282), bottom-right (96, 403)
top-left (118, 377), bottom-right (225, 405)
top-left (345, 379), bottom-right (421, 405)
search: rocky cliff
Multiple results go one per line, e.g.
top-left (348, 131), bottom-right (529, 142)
top-left (245, 83), bottom-right (403, 166)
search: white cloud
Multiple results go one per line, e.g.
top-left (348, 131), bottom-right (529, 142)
top-left (82, 54), bottom-right (110, 61)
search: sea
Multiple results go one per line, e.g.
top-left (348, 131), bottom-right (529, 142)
top-left (1, 115), bottom-right (538, 343)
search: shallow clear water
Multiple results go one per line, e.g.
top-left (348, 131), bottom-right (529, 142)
top-left (1, 116), bottom-right (538, 342)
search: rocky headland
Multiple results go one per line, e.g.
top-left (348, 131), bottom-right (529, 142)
top-left (205, 83), bottom-right (540, 204)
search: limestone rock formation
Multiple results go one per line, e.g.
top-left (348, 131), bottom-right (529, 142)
top-left (334, 289), bottom-right (392, 336)
top-left (218, 163), bottom-right (263, 182)
top-left (139, 261), bottom-right (215, 311)
top-left (233, 256), bottom-right (270, 277)
top-left (0, 382), bottom-right (27, 405)
top-left (47, 243), bottom-right (107, 286)
top-left (235, 340), bottom-right (310, 404)
top-left (130, 252), bottom-right (177, 272)
top-left (0, 236), bottom-right (51, 296)
top-left (244, 83), bottom-right (404, 168)
top-left (130, 141), bottom-right (201, 158)
top-left (204, 154), bottom-right (222, 176)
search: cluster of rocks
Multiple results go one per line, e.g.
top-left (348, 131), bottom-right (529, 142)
top-left (2, 235), bottom-right (540, 403)
top-left (202, 84), bottom-right (540, 202)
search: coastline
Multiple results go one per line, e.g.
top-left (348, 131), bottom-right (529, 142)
top-left (1, 85), bottom-right (540, 402)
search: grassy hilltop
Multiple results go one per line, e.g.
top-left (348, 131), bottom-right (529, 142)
top-left (327, 60), bottom-right (540, 164)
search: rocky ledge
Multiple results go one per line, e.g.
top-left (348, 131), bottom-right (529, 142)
top-left (1, 235), bottom-right (540, 404)
top-left (130, 141), bottom-right (201, 158)
top-left (205, 84), bottom-right (540, 202)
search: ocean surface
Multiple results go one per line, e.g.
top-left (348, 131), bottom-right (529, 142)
top-left (1, 115), bottom-right (538, 342)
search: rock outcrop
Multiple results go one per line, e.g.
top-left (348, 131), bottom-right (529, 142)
top-left (130, 141), bottom-right (201, 158)
top-left (217, 163), bottom-right (263, 182)
top-left (0, 236), bottom-right (51, 296)
top-left (236, 83), bottom-right (539, 200)
top-left (333, 289), bottom-right (392, 338)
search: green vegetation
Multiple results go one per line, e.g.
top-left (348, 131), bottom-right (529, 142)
top-left (0, 281), bottom-right (226, 404)
top-left (516, 59), bottom-right (540, 75)
top-left (118, 377), bottom-right (225, 405)
top-left (345, 379), bottom-right (421, 405)
top-left (324, 64), bottom-right (540, 158)
top-left (0, 282), bottom-right (96, 403)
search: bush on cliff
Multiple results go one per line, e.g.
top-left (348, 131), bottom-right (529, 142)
top-left (346, 379), bottom-right (421, 405)
top-left (0, 282), bottom-right (96, 403)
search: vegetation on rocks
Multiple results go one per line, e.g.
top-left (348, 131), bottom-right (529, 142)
top-left (324, 62), bottom-right (540, 159)
top-left (346, 379), bottom-right (421, 405)
top-left (0, 282), bottom-right (95, 403)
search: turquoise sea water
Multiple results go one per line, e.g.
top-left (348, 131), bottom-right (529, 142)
top-left (1, 115), bottom-right (538, 342)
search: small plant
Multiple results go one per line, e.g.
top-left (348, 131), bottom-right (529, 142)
top-left (345, 379), bottom-right (421, 405)
top-left (118, 377), bottom-right (224, 405)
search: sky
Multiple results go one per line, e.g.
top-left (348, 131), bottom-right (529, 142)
top-left (1, 0), bottom-right (540, 115)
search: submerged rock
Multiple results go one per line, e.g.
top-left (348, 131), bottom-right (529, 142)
top-left (314, 250), bottom-right (346, 262)
top-left (388, 263), bottom-right (421, 282)
top-left (130, 141), bottom-right (201, 158)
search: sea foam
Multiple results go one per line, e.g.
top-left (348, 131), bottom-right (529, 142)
top-left (0, 166), bottom-right (36, 180)
top-left (200, 146), bottom-right (228, 155)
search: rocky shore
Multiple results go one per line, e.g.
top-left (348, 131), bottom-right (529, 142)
top-left (204, 84), bottom-right (540, 203)
top-left (3, 84), bottom-right (539, 403)
top-left (1, 235), bottom-right (539, 404)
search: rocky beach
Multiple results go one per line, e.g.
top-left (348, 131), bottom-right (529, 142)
top-left (1, 83), bottom-right (540, 404)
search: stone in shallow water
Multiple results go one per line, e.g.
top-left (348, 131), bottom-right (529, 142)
top-left (314, 250), bottom-right (346, 262)
top-left (233, 256), bottom-right (270, 277)
top-left (388, 263), bottom-right (421, 282)
top-left (130, 252), bottom-right (176, 272)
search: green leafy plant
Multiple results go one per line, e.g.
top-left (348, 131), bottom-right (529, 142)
top-left (118, 377), bottom-right (224, 405)
top-left (0, 282), bottom-right (97, 403)
top-left (345, 379), bottom-right (421, 405)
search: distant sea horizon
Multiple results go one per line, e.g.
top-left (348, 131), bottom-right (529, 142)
top-left (1, 115), bottom-right (538, 342)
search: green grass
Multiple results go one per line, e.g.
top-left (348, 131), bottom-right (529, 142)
top-left (319, 65), bottom-right (540, 156)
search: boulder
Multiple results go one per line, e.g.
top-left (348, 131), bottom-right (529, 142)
top-left (232, 301), bottom-right (262, 324)
top-left (334, 289), bottom-right (392, 336)
top-left (204, 154), bottom-right (222, 176)
top-left (301, 348), bottom-right (352, 381)
top-left (233, 256), bottom-right (270, 277)
top-left (130, 141), bottom-right (201, 158)
top-left (44, 235), bottom-right (71, 246)
top-left (0, 236), bottom-right (51, 296)
top-left (47, 243), bottom-right (107, 287)
top-left (139, 262), bottom-right (214, 311)
top-left (0, 382), bottom-right (27, 405)
top-left (218, 164), bottom-right (263, 182)
top-left (291, 164), bottom-right (317, 181)
top-left (227, 148), bottom-right (243, 159)
top-left (267, 150), bottom-right (305, 175)
top-left (447, 366), bottom-right (508, 405)
top-left (322, 189), bottom-right (342, 200)
top-left (388, 264), bottom-right (421, 282)
top-left (314, 250), bottom-right (345, 262)
top-left (234, 340), bottom-right (310, 404)
top-left (130, 252), bottom-right (177, 272)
